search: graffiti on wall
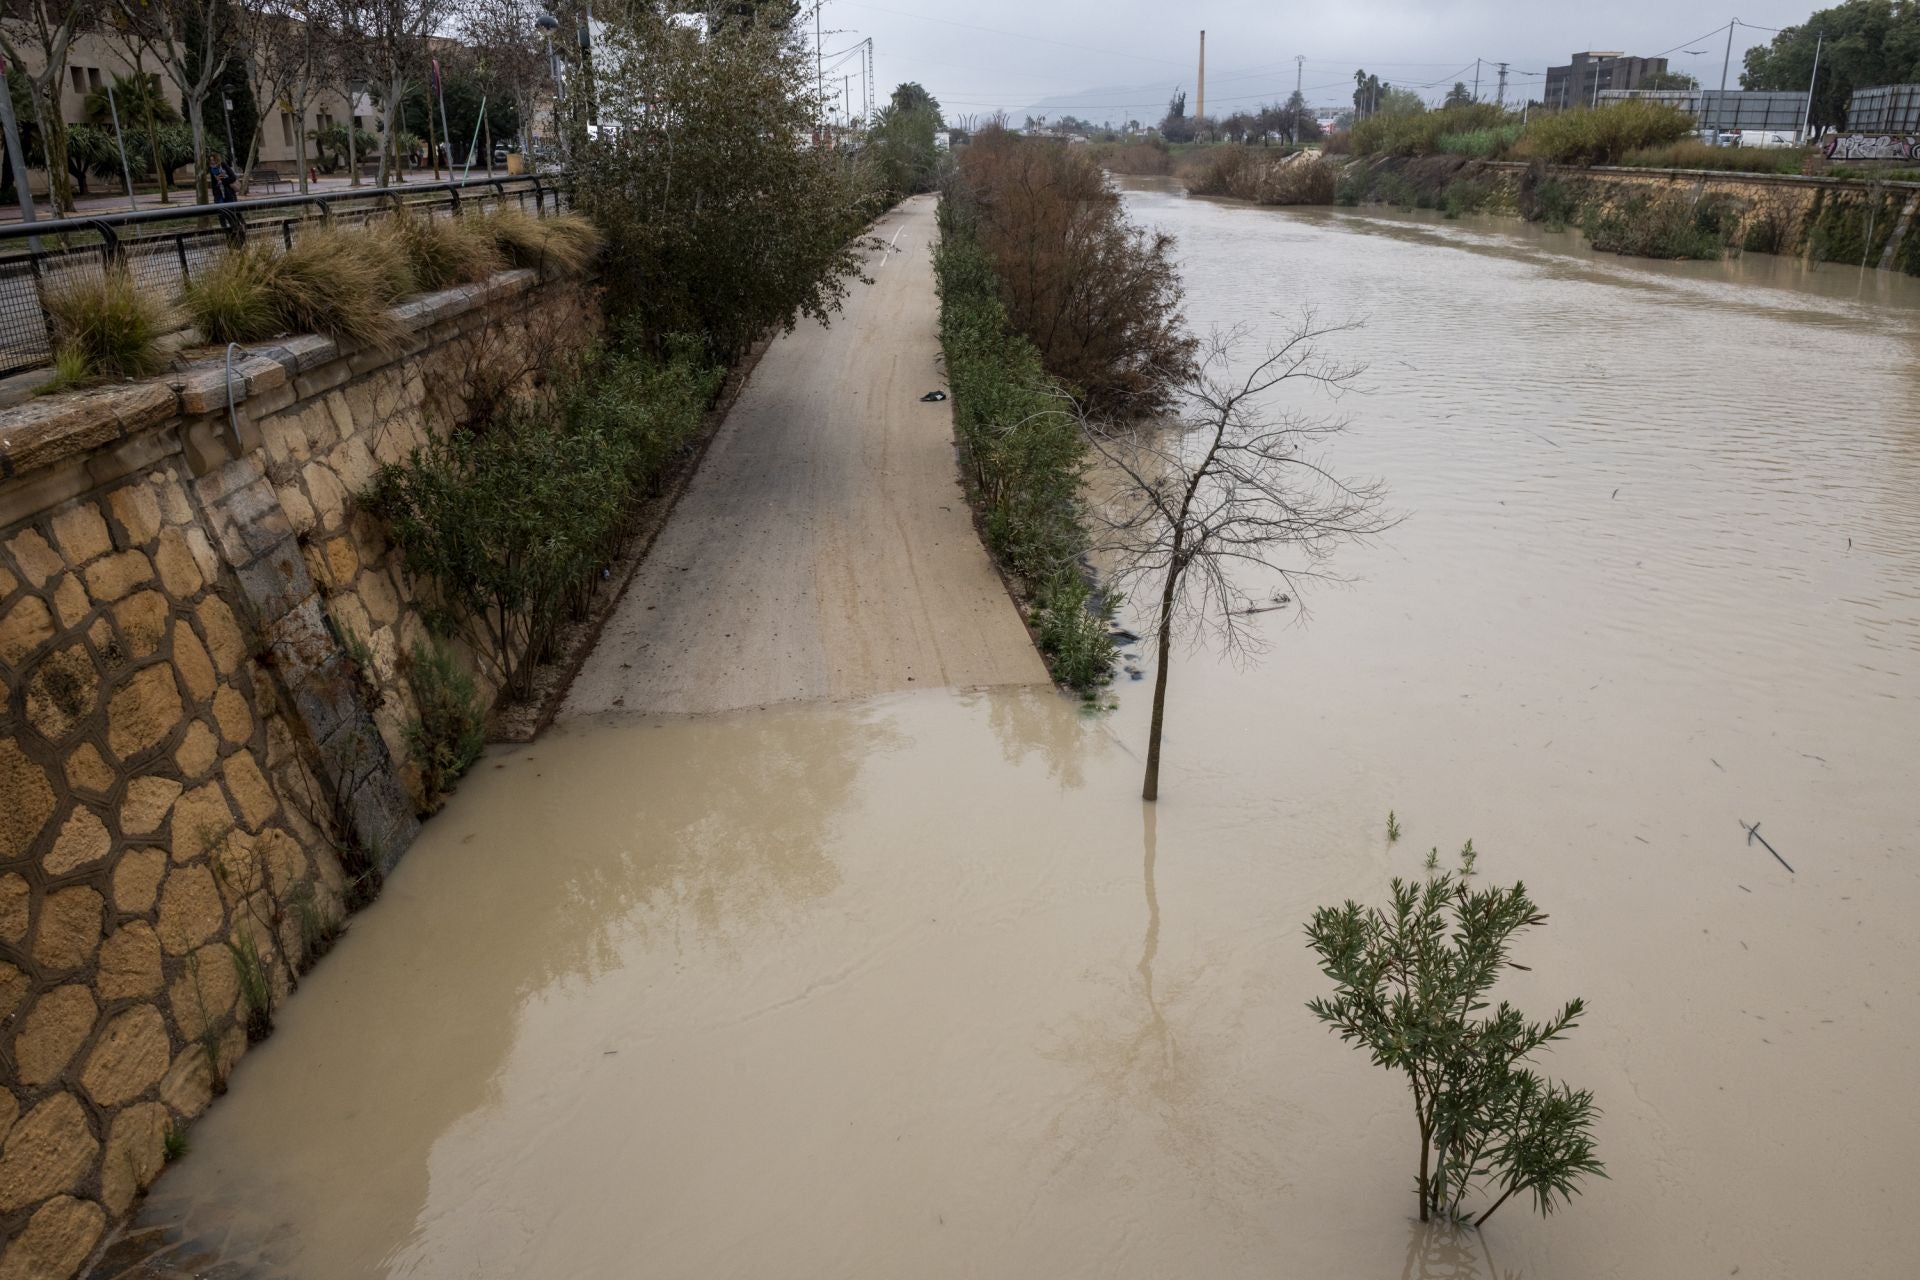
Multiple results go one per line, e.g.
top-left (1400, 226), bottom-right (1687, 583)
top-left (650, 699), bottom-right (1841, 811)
top-left (1824, 134), bottom-right (1920, 161)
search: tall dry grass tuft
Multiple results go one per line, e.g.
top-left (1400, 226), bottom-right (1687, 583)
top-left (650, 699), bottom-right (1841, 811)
top-left (44, 265), bottom-right (173, 383)
top-left (485, 208), bottom-right (603, 279)
top-left (277, 226), bottom-right (408, 350)
top-left (383, 210), bottom-right (506, 292)
top-left (182, 243), bottom-right (286, 344)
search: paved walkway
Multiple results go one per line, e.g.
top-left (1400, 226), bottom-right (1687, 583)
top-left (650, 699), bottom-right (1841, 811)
top-left (562, 194), bottom-right (1048, 718)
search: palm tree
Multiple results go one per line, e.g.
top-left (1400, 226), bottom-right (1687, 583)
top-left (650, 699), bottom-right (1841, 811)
top-left (84, 72), bottom-right (181, 204)
top-left (82, 73), bottom-right (180, 129)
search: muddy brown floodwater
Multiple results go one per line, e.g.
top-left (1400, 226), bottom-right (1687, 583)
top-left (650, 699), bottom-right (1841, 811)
top-left (120, 190), bottom-right (1919, 1279)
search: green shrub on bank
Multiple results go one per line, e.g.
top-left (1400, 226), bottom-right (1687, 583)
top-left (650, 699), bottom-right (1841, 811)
top-left (368, 339), bottom-right (720, 702)
top-left (1517, 101), bottom-right (1693, 166)
top-left (1516, 169), bottom-right (1580, 227)
top-left (1352, 104), bottom-right (1511, 158)
top-left (1806, 189), bottom-right (1903, 266)
top-left (1437, 123), bottom-right (1524, 159)
top-left (1581, 193), bottom-right (1730, 260)
top-left (934, 204), bottom-right (1114, 694)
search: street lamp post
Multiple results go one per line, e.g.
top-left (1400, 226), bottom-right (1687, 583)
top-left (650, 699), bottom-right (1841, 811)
top-left (537, 11), bottom-right (561, 169)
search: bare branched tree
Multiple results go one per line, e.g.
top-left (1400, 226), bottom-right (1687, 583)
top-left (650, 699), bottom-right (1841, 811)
top-left (0, 0), bottom-right (99, 213)
top-left (1089, 318), bottom-right (1393, 801)
top-left (114, 0), bottom-right (233, 204)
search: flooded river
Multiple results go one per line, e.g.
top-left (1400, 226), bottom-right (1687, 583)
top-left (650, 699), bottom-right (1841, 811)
top-left (125, 195), bottom-right (1919, 1277)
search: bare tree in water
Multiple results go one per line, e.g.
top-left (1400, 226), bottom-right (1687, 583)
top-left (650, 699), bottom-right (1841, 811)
top-left (1089, 318), bottom-right (1391, 801)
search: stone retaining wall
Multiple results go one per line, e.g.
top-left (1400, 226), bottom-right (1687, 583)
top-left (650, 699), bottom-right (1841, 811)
top-left (0, 267), bottom-right (591, 1277)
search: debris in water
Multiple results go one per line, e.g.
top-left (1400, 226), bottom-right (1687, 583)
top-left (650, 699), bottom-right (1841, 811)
top-left (1711, 758), bottom-right (1724, 771)
top-left (1612, 488), bottom-right (1620, 499)
top-left (1109, 627), bottom-right (1140, 643)
top-left (1125, 667), bottom-right (1144, 681)
top-left (920, 390), bottom-right (948, 402)
top-left (1740, 820), bottom-right (1795, 874)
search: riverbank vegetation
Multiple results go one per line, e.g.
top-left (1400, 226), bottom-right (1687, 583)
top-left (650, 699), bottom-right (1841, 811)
top-left (368, 7), bottom-right (886, 761)
top-left (1308, 841), bottom-right (1604, 1226)
top-left (934, 198), bottom-right (1113, 692)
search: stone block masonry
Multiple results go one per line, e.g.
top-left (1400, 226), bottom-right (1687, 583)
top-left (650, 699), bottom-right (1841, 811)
top-left (0, 267), bottom-right (593, 1275)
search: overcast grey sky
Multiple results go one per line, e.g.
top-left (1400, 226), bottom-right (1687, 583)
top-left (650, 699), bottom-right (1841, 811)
top-left (819, 0), bottom-right (1821, 123)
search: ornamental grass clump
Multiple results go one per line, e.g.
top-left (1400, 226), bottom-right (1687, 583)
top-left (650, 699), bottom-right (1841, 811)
top-left (276, 227), bottom-right (409, 350)
top-left (484, 208), bottom-right (602, 279)
top-left (383, 209), bottom-right (505, 292)
top-left (1307, 840), bottom-right (1605, 1227)
top-left (43, 265), bottom-right (172, 384)
top-left (181, 243), bottom-right (285, 344)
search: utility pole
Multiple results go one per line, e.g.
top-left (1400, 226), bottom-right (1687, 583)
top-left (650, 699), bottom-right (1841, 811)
top-left (1294, 54), bottom-right (1305, 142)
top-left (816, 3), bottom-right (825, 128)
top-left (1715, 18), bottom-right (1737, 144)
top-left (1196, 30), bottom-right (1206, 128)
top-left (1798, 31), bottom-right (1823, 142)
top-left (1473, 58), bottom-right (1481, 102)
top-left (1496, 61), bottom-right (1509, 107)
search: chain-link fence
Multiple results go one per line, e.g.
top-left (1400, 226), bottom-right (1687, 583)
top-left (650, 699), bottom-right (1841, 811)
top-left (0, 175), bottom-right (569, 378)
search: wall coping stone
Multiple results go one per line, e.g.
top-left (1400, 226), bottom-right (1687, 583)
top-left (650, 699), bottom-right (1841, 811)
top-left (0, 268), bottom-right (544, 494)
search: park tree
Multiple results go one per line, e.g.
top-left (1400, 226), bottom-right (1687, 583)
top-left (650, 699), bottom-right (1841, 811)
top-left (1160, 88), bottom-right (1194, 142)
top-left (1641, 68), bottom-right (1699, 90)
top-left (1088, 322), bottom-right (1390, 800)
top-left (1307, 842), bottom-right (1605, 1225)
top-left (0, 0), bottom-right (98, 212)
top-left (890, 80), bottom-right (941, 120)
top-left (112, 0), bottom-right (235, 202)
top-left (1742, 0), bottom-right (1920, 134)
top-left (575, 0), bottom-right (876, 358)
top-left (869, 97), bottom-right (941, 196)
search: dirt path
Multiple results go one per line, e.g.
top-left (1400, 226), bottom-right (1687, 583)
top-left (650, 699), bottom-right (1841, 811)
top-left (562, 195), bottom-right (1048, 719)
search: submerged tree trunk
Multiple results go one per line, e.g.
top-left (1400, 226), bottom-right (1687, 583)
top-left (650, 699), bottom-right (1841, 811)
top-left (1142, 549), bottom-right (1184, 802)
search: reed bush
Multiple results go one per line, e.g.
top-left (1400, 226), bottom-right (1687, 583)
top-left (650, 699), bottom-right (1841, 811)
top-left (1581, 193), bottom-right (1727, 260)
top-left (404, 639), bottom-right (487, 813)
top-left (1618, 140), bottom-right (1815, 175)
top-left (181, 243), bottom-right (286, 344)
top-left (1517, 101), bottom-right (1693, 166)
top-left (43, 265), bottom-right (171, 383)
top-left (952, 126), bottom-right (1195, 417)
top-left (1353, 104), bottom-right (1511, 158)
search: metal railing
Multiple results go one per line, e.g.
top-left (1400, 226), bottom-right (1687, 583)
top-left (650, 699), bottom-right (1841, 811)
top-left (0, 173), bottom-right (570, 378)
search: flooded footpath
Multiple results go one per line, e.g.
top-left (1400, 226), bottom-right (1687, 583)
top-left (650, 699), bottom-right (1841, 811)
top-left (116, 192), bottom-right (1920, 1278)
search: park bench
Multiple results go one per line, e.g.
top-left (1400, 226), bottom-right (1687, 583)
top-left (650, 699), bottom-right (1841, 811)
top-left (249, 167), bottom-right (294, 195)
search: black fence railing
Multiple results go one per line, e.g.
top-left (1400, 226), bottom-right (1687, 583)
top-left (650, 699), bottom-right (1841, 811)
top-left (0, 174), bottom-right (570, 379)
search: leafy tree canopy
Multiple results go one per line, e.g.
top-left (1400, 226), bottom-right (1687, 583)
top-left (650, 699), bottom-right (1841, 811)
top-left (1741, 0), bottom-right (1920, 132)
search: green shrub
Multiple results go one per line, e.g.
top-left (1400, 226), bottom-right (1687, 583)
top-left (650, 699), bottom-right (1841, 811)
top-left (1257, 157), bottom-right (1339, 205)
top-left (43, 265), bottom-right (171, 383)
top-left (369, 340), bottom-right (720, 702)
top-left (1441, 177), bottom-right (1494, 218)
top-left (1581, 193), bottom-right (1727, 260)
top-left (1308, 843), bottom-right (1604, 1226)
top-left (404, 640), bottom-right (487, 812)
top-left (934, 205), bottom-right (1114, 692)
top-left (1806, 192), bottom-right (1902, 266)
top-left (1741, 213), bottom-right (1786, 255)
top-left (1519, 101), bottom-right (1693, 166)
top-left (1517, 169), bottom-right (1580, 227)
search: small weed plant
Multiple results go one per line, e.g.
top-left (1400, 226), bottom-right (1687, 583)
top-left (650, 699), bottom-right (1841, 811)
top-left (404, 640), bottom-right (487, 812)
top-left (1307, 842), bottom-right (1604, 1226)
